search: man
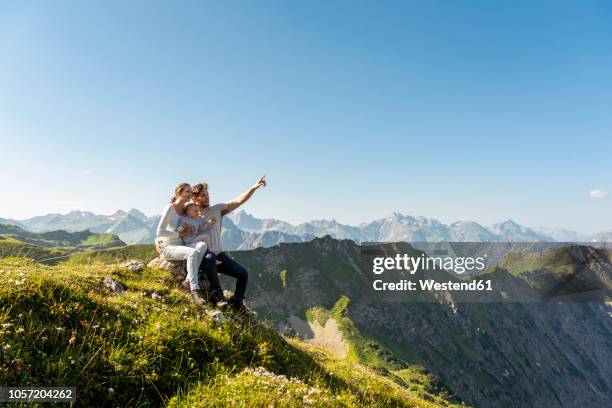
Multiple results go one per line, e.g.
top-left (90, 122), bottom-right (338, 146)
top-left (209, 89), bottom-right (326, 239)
top-left (191, 176), bottom-right (266, 312)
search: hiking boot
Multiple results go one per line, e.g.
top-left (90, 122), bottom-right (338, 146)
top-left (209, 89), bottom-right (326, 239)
top-left (181, 280), bottom-right (191, 292)
top-left (191, 289), bottom-right (206, 305)
top-left (228, 297), bottom-right (251, 316)
top-left (209, 289), bottom-right (228, 308)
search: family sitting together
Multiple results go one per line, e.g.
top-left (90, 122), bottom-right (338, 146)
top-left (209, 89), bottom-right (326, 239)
top-left (155, 176), bottom-right (266, 312)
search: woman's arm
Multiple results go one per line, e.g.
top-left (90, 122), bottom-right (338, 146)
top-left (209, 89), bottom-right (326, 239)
top-left (156, 204), bottom-right (180, 239)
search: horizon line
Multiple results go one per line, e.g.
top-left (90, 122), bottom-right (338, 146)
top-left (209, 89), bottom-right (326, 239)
top-left (0, 208), bottom-right (603, 235)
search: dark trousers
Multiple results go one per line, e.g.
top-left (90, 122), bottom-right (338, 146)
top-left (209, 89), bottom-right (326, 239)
top-left (199, 251), bottom-right (248, 300)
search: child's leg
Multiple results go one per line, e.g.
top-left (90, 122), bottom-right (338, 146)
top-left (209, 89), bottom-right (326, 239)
top-left (191, 235), bottom-right (222, 265)
top-left (190, 234), bottom-right (211, 247)
top-left (188, 238), bottom-right (208, 253)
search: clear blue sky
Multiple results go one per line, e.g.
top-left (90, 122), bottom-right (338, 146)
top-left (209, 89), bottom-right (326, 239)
top-left (1, 1), bottom-right (611, 233)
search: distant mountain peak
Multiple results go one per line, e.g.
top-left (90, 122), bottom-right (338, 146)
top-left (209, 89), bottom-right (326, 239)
top-left (388, 211), bottom-right (413, 221)
top-left (127, 208), bottom-right (148, 221)
top-left (233, 210), bottom-right (256, 220)
top-left (65, 210), bottom-right (96, 220)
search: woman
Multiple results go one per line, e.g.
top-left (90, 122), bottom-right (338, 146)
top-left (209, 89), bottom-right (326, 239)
top-left (156, 183), bottom-right (207, 304)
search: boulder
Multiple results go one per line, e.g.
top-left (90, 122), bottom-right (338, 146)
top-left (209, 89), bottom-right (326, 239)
top-left (206, 310), bottom-right (225, 323)
top-left (121, 260), bottom-right (145, 272)
top-left (148, 257), bottom-right (187, 282)
top-left (148, 257), bottom-right (210, 291)
top-left (102, 277), bottom-right (126, 293)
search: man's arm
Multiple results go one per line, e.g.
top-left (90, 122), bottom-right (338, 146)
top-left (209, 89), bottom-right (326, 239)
top-left (223, 176), bottom-right (266, 214)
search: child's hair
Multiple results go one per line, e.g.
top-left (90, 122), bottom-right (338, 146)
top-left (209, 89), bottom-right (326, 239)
top-left (183, 202), bottom-right (198, 215)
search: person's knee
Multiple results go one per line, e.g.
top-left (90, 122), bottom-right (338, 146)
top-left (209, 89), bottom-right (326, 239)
top-left (194, 242), bottom-right (207, 254)
top-left (185, 248), bottom-right (197, 258)
top-left (205, 252), bottom-right (217, 262)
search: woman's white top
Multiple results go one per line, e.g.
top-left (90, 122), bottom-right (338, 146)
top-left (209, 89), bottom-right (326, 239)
top-left (156, 203), bottom-right (183, 246)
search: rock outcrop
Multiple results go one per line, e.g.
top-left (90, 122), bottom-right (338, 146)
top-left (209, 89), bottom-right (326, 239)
top-left (102, 277), bottom-right (127, 293)
top-left (148, 257), bottom-right (186, 283)
top-left (121, 260), bottom-right (145, 272)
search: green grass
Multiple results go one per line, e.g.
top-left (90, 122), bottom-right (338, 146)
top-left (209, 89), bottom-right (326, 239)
top-left (0, 224), bottom-right (125, 251)
top-left (63, 245), bottom-right (158, 265)
top-left (305, 306), bottom-right (331, 327)
top-left (79, 233), bottom-right (124, 248)
top-left (494, 245), bottom-right (611, 277)
top-left (167, 345), bottom-right (455, 407)
top-left (0, 237), bottom-right (70, 265)
top-left (0, 257), bottom-right (463, 407)
top-left (0, 240), bottom-right (155, 266)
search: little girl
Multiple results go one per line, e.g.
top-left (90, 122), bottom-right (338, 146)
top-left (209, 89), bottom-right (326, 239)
top-left (177, 203), bottom-right (216, 249)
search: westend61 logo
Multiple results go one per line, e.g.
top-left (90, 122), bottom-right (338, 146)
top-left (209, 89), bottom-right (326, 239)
top-left (372, 253), bottom-right (486, 275)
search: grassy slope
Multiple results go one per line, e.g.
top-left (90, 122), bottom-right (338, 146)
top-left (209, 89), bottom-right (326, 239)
top-left (0, 257), bottom-right (461, 407)
top-left (300, 296), bottom-right (458, 406)
top-left (495, 245), bottom-right (612, 276)
top-left (79, 232), bottom-right (124, 248)
top-left (496, 248), bottom-right (578, 276)
top-left (0, 223), bottom-right (125, 251)
top-left (63, 244), bottom-right (159, 265)
top-left (0, 236), bottom-right (70, 264)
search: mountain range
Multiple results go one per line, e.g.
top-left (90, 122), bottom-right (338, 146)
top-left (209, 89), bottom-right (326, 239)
top-left (1, 209), bottom-right (609, 249)
top-left (1, 210), bottom-right (160, 246)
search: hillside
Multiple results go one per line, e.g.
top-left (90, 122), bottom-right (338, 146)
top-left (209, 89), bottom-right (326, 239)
top-left (494, 245), bottom-right (612, 300)
top-left (221, 238), bottom-right (612, 407)
top-left (0, 257), bottom-right (460, 407)
top-left (0, 224), bottom-right (125, 251)
top-left (63, 244), bottom-right (158, 265)
top-left (0, 236), bottom-right (70, 265)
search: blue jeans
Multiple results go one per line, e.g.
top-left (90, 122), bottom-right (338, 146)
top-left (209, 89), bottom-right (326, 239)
top-left (200, 251), bottom-right (248, 300)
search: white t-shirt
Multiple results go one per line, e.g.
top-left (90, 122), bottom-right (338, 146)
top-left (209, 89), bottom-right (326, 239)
top-left (197, 203), bottom-right (228, 254)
